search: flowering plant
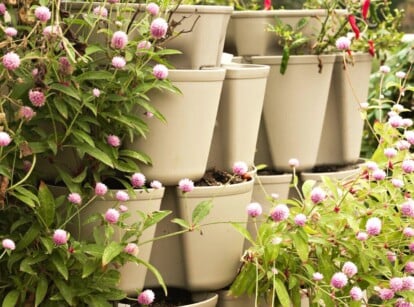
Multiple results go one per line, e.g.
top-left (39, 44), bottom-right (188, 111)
top-left (229, 58), bottom-right (414, 306)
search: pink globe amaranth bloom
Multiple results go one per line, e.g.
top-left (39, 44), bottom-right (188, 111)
top-left (5, 27), bottom-right (17, 37)
top-left (0, 3), bottom-right (6, 15)
top-left (406, 261), bottom-right (414, 274)
top-left (112, 56), bottom-right (126, 69)
top-left (405, 131), bottom-right (414, 145)
top-left (105, 208), bottom-right (120, 224)
top-left (150, 17), bottom-right (168, 39)
top-left (2, 51), bottom-right (20, 70)
top-left (384, 147), bottom-right (397, 158)
top-left (335, 36), bottom-right (351, 50)
top-left (270, 204), bottom-right (289, 222)
top-left (402, 159), bottom-right (414, 173)
top-left (107, 134), bottom-right (121, 147)
top-left (0, 132), bottom-right (11, 147)
top-left (153, 64), bottom-right (168, 80)
top-left (396, 298), bottom-right (414, 307)
top-left (67, 192), bottom-right (82, 205)
top-left (19, 106), bottom-right (36, 121)
top-left (150, 180), bottom-right (163, 189)
top-left (392, 178), bottom-right (404, 188)
top-left (388, 115), bottom-right (404, 128)
top-left (178, 178), bottom-right (194, 193)
top-left (111, 31), bottom-right (128, 49)
top-left (401, 199), bottom-right (414, 218)
top-left (349, 286), bottom-right (363, 301)
top-left (288, 158), bottom-right (299, 168)
top-left (342, 261), bottom-right (358, 278)
top-left (380, 65), bottom-right (391, 73)
top-left (43, 25), bottom-right (61, 38)
top-left (403, 118), bottom-right (413, 127)
top-left (404, 227), bottom-right (414, 237)
top-left (2, 239), bottom-right (15, 250)
top-left (330, 272), bottom-right (348, 289)
top-left (131, 173), bottom-right (146, 188)
top-left (137, 40), bottom-right (152, 54)
top-left (310, 187), bottom-right (326, 204)
top-left (119, 205), bottom-right (128, 212)
top-left (378, 288), bottom-right (394, 300)
top-left (294, 214), bottom-right (307, 226)
top-left (233, 161), bottom-right (248, 176)
top-left (124, 243), bottom-right (139, 256)
top-left (365, 161), bottom-right (378, 171)
top-left (313, 272), bottom-right (323, 281)
top-left (366, 217), bottom-right (381, 236)
top-left (403, 276), bottom-right (414, 290)
top-left (92, 88), bottom-right (100, 97)
top-left (387, 251), bottom-right (397, 262)
top-left (116, 191), bottom-right (129, 202)
top-left (397, 140), bottom-right (411, 151)
top-left (146, 2), bottom-right (159, 16)
top-left (29, 89), bottom-right (46, 107)
top-left (34, 6), bottom-right (51, 22)
top-left (390, 277), bottom-right (404, 291)
top-left (58, 56), bottom-right (72, 75)
top-left (53, 229), bottom-right (68, 245)
top-left (356, 231), bottom-right (368, 241)
top-left (95, 182), bottom-right (108, 196)
top-left (359, 101), bottom-right (369, 110)
top-left (138, 289), bottom-right (155, 305)
top-left (93, 6), bottom-right (108, 17)
top-left (392, 104), bottom-right (405, 113)
top-left (409, 242), bottom-right (414, 253)
top-left (396, 71), bottom-right (406, 79)
top-left (372, 169), bottom-right (386, 180)
top-left (246, 202), bottom-right (262, 218)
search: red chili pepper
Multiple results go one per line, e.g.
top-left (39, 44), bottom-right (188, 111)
top-left (264, 0), bottom-right (271, 10)
top-left (368, 39), bottom-right (375, 56)
top-left (348, 15), bottom-right (360, 40)
top-left (362, 0), bottom-right (370, 20)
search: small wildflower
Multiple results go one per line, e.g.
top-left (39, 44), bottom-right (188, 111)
top-left (403, 276), bottom-right (414, 290)
top-left (0, 132), bottom-right (11, 147)
top-left (43, 25), bottom-right (61, 38)
top-left (313, 272), bottom-right (323, 281)
top-left (2, 239), bottom-right (15, 250)
top-left (107, 134), bottom-right (121, 147)
top-left (105, 208), bottom-right (120, 224)
top-left (29, 89), bottom-right (46, 107)
top-left (405, 262), bottom-right (414, 274)
top-left (138, 289), bottom-right (155, 305)
top-left (131, 173), bottom-right (146, 188)
top-left (335, 36), bottom-right (351, 50)
top-left (116, 191), bottom-right (129, 202)
top-left (137, 40), bottom-right (152, 54)
top-left (342, 261), bottom-right (357, 278)
top-left (402, 159), bottom-right (414, 173)
top-left (391, 178), bottom-right (404, 188)
top-left (5, 27), bottom-right (17, 37)
top-left (378, 288), bottom-right (394, 300)
top-left (288, 158), bottom-right (299, 168)
top-left (119, 205), bottom-right (128, 212)
top-left (390, 277), bottom-right (404, 291)
top-left (294, 214), bottom-right (307, 226)
top-left (405, 131), bottom-right (414, 144)
top-left (178, 178), bottom-right (194, 193)
top-left (232, 161), bottom-right (248, 176)
top-left (92, 88), bottom-right (100, 97)
top-left (150, 18), bottom-right (168, 39)
top-left (380, 65), bottom-right (391, 73)
top-left (403, 118), bottom-right (413, 127)
top-left (34, 6), bottom-right (51, 22)
top-left (349, 286), bottom-right (363, 301)
top-left (387, 251), bottom-right (397, 262)
top-left (365, 161), bottom-right (378, 171)
top-left (58, 57), bottom-right (72, 75)
top-left (366, 217), bottom-right (381, 235)
top-left (356, 231), bottom-right (368, 241)
top-left (95, 182), bottom-right (108, 196)
top-left (396, 298), bottom-right (414, 307)
top-left (403, 227), bottom-right (414, 237)
top-left (111, 31), bottom-right (128, 49)
top-left (372, 169), bottom-right (386, 180)
top-left (112, 56), bottom-right (126, 69)
top-left (2, 52), bottom-right (20, 70)
top-left (153, 64), bottom-right (168, 80)
top-left (401, 199), bottom-right (414, 218)
top-left (384, 147), bottom-right (397, 158)
top-left (146, 2), bottom-right (159, 16)
top-left (0, 3), bottom-right (6, 15)
top-left (93, 6), bottom-right (108, 17)
top-left (396, 71), bottom-right (406, 79)
top-left (124, 243), bottom-right (139, 256)
top-left (246, 202), bottom-right (262, 218)
top-left (150, 180), bottom-right (163, 189)
top-left (330, 272), bottom-right (348, 289)
top-left (388, 115), bottom-right (404, 128)
top-left (67, 192), bottom-right (82, 205)
top-left (53, 229), bottom-right (68, 245)
top-left (270, 204), bottom-right (289, 222)
top-left (310, 187), bottom-right (326, 204)
top-left (396, 140), bottom-right (411, 151)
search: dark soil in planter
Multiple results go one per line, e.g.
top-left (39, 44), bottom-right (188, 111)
top-left (310, 162), bottom-right (361, 173)
top-left (257, 169), bottom-right (285, 176)
top-left (118, 288), bottom-right (195, 307)
top-left (195, 168), bottom-right (250, 187)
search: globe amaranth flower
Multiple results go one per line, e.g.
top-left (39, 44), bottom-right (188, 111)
top-left (397, 140), bottom-right (411, 151)
top-left (310, 187), bottom-right (326, 204)
top-left (349, 286), bottom-right (363, 301)
top-left (0, 3), bottom-right (6, 15)
top-left (379, 65), bottom-right (391, 73)
top-left (403, 227), bottom-right (414, 237)
top-left (2, 239), bottom-right (15, 250)
top-left (330, 272), bottom-right (348, 289)
top-left (405, 131), bottom-right (414, 145)
top-left (92, 88), bottom-right (100, 97)
top-left (137, 40), bottom-right (152, 55)
top-left (403, 118), bottom-right (413, 127)
top-left (335, 36), bottom-right (351, 50)
top-left (313, 272), bottom-right (323, 281)
top-left (366, 217), bottom-right (381, 235)
top-left (119, 205), bottom-right (128, 212)
top-left (53, 229), bottom-right (68, 245)
top-left (388, 115), bottom-right (404, 128)
top-left (342, 261), bottom-right (358, 278)
top-left (105, 208), bottom-right (120, 224)
top-left (153, 64), bottom-right (168, 80)
top-left (146, 2), bottom-right (159, 16)
top-left (390, 277), bottom-right (404, 291)
top-left (5, 27), bottom-right (17, 37)
top-left (387, 251), bottom-right (397, 262)
top-left (372, 169), bottom-right (386, 180)
top-left (124, 243), bottom-right (139, 256)
top-left (246, 202), bottom-right (262, 218)
top-left (410, 242), bottom-right (414, 253)
top-left (378, 288), bottom-right (394, 300)
top-left (150, 17), bottom-right (168, 39)
top-left (396, 298), bottom-right (414, 307)
top-left (112, 56), bottom-right (126, 69)
top-left (0, 132), bottom-right (11, 147)
top-left (150, 180), bottom-right (163, 189)
top-left (270, 204), bottom-right (289, 222)
top-left (232, 161), bottom-right (248, 176)
top-left (43, 25), bottom-right (61, 39)
top-left (116, 191), bottom-right (129, 202)
top-left (67, 192), bottom-right (82, 205)
top-left (403, 276), bottom-right (414, 290)
top-left (29, 89), bottom-right (46, 107)
top-left (93, 6), bottom-right (108, 17)
top-left (95, 182), bottom-right (108, 196)
top-left (356, 231), bottom-right (368, 241)
top-left (2, 51), bottom-right (20, 70)
top-left (138, 289), bottom-right (155, 305)
top-left (294, 214), bottom-right (307, 226)
top-left (131, 172), bottom-right (146, 188)
top-left (34, 6), bottom-right (51, 22)
top-left (178, 178), bottom-right (194, 193)
top-left (288, 158), bottom-right (299, 168)
top-left (406, 261), bottom-right (414, 274)
top-left (396, 71), bottom-right (406, 79)
top-left (365, 161), bottom-right (378, 171)
top-left (391, 178), bottom-right (404, 188)
top-left (58, 56), bottom-right (73, 75)
top-left (401, 199), bottom-right (414, 218)
top-left (402, 159), bottom-right (414, 173)
top-left (111, 31), bottom-right (128, 49)
top-left (384, 147), bottom-right (397, 159)
top-left (107, 134), bottom-right (121, 147)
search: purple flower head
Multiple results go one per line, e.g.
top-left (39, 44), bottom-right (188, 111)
top-left (387, 251), bottom-right (397, 262)
top-left (401, 199), bottom-right (414, 218)
top-left (396, 71), bottom-right (406, 79)
top-left (365, 161), bottom-right (378, 171)
top-left (112, 56), bottom-right (126, 69)
top-left (384, 147), bottom-right (397, 159)
top-left (246, 202), bottom-right (262, 218)
top-left (270, 204), bottom-right (289, 222)
top-left (378, 288), bottom-right (394, 300)
top-left (388, 115), bottom-right (404, 128)
top-left (42, 25), bottom-right (61, 38)
top-left (403, 118), bottom-right (413, 127)
top-left (403, 276), bottom-right (414, 290)
top-left (342, 261), bottom-right (358, 278)
top-left (366, 217), bottom-right (381, 236)
top-left (406, 261), bottom-right (414, 274)
top-left (150, 180), bottom-right (163, 189)
top-left (116, 191), bottom-right (129, 202)
top-left (392, 178), bottom-right (404, 188)
top-left (2, 239), bottom-right (15, 250)
top-left (396, 298), bottom-right (414, 307)
top-left (107, 134), bottom-right (121, 147)
top-left (390, 277), bottom-right (404, 291)
top-left (67, 192), bottom-right (82, 205)
top-left (335, 36), bottom-right (351, 50)
top-left (95, 182), bottom-right (108, 196)
top-left (5, 27), bottom-right (17, 37)
top-left (356, 231), bottom-right (368, 241)
top-left (2, 52), bottom-right (20, 70)
top-left (93, 88), bottom-right (100, 97)
top-left (178, 178), bottom-right (194, 193)
top-left (380, 65), bottom-right (391, 73)
top-left (111, 31), bottom-right (128, 49)
top-left (0, 132), bottom-right (11, 147)
top-left (105, 208), bottom-right (120, 224)
top-left (404, 227), bottom-right (414, 237)
top-left (349, 286), bottom-right (363, 301)
top-left (330, 272), bottom-right (348, 289)
top-left (232, 161), bottom-right (248, 176)
top-left (288, 158), bottom-right (299, 168)
top-left (29, 89), bottom-right (46, 107)
top-left (131, 173), bottom-right (146, 188)
top-left (138, 289), bottom-right (155, 305)
top-left (137, 40), bottom-right (152, 54)
top-left (310, 187), bottom-right (326, 204)
top-left (405, 131), bottom-right (414, 145)
top-left (313, 272), bottom-right (323, 281)
top-left (153, 64), bottom-right (168, 80)
top-left (146, 2), bottom-right (160, 16)
top-left (397, 140), bottom-right (411, 151)
top-left (53, 229), bottom-right (68, 245)
top-left (0, 3), bottom-right (6, 15)
top-left (93, 6), bottom-right (108, 17)
top-left (150, 18), bottom-right (168, 39)
top-left (58, 57), bottom-right (73, 75)
top-left (372, 169), bottom-right (386, 180)
top-left (119, 205), bottom-right (128, 212)
top-left (410, 242), bottom-right (414, 253)
top-left (294, 214), bottom-right (307, 226)
top-left (402, 159), bottom-right (414, 173)
top-left (34, 6), bottom-right (51, 22)
top-left (124, 243), bottom-right (139, 256)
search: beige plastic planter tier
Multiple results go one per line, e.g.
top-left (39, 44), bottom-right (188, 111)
top-left (300, 162), bottom-right (362, 185)
top-left (165, 5), bottom-right (233, 69)
top-left (126, 68), bottom-right (225, 186)
top-left (177, 179), bottom-right (254, 291)
top-left (251, 55), bottom-right (335, 172)
top-left (207, 63), bottom-right (270, 171)
top-left (317, 53), bottom-right (373, 166)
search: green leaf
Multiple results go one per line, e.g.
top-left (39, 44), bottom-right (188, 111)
top-left (40, 237), bottom-right (54, 254)
top-left (291, 230), bottom-right (309, 263)
top-left (192, 200), bottom-right (213, 226)
top-left (280, 46), bottom-right (290, 75)
top-left (49, 83), bottom-right (81, 101)
top-left (72, 129), bottom-right (95, 147)
top-left (54, 278), bottom-right (73, 305)
top-left (274, 278), bottom-right (291, 307)
top-left (9, 186), bottom-right (38, 208)
top-left (37, 182), bottom-right (56, 227)
top-left (231, 222), bottom-right (254, 243)
top-left (52, 253), bottom-right (69, 280)
top-left (171, 218), bottom-right (190, 230)
top-left (2, 290), bottom-right (20, 307)
top-left (77, 143), bottom-right (114, 168)
top-left (135, 257), bottom-right (167, 295)
top-left (119, 149), bottom-right (152, 165)
top-left (35, 276), bottom-right (48, 307)
top-left (143, 210), bottom-right (171, 230)
top-left (75, 70), bottom-right (113, 82)
top-left (102, 241), bottom-right (124, 266)
top-left (82, 260), bottom-right (99, 278)
top-left (16, 223), bottom-right (41, 251)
